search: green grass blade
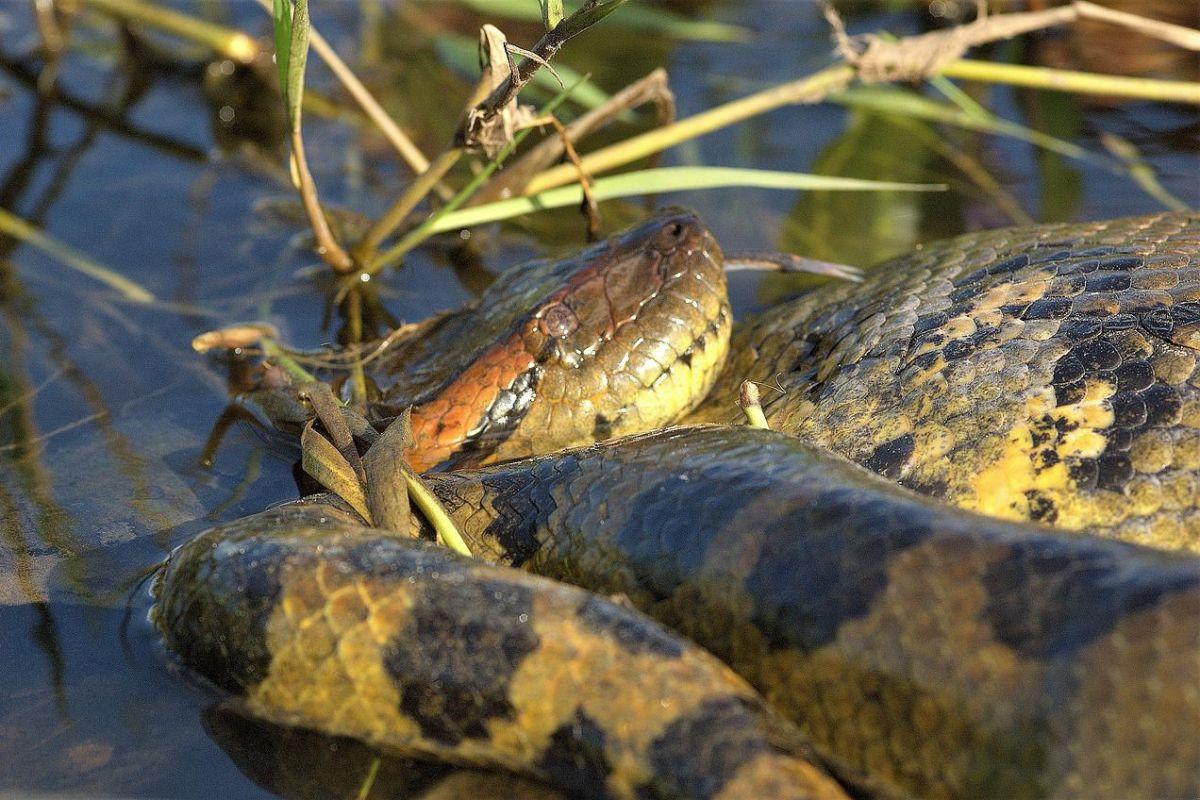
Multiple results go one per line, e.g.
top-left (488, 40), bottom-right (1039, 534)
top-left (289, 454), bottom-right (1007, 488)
top-left (371, 77), bottom-right (586, 273)
top-left (426, 167), bottom-right (945, 233)
top-left (405, 470), bottom-right (473, 556)
top-left (1101, 133), bottom-right (1191, 211)
top-left (928, 75), bottom-right (990, 121)
top-left (828, 87), bottom-right (1111, 167)
top-left (556, 0), bottom-right (628, 38)
top-left (285, 0), bottom-right (311, 128)
top-left (271, 0), bottom-right (291, 97)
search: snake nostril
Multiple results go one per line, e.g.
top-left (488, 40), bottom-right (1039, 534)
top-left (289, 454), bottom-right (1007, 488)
top-left (653, 220), bottom-right (689, 255)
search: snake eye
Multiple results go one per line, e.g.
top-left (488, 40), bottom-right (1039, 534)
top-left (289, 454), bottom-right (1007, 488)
top-left (539, 302), bottom-right (579, 338)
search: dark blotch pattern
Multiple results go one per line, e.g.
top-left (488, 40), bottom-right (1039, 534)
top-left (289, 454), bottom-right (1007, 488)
top-left (156, 521), bottom-right (290, 694)
top-left (612, 471), bottom-right (770, 600)
top-left (745, 487), bottom-right (934, 649)
top-left (383, 577), bottom-right (540, 745)
top-left (577, 595), bottom-right (684, 658)
top-left (863, 433), bottom-right (915, 479)
top-left (469, 455), bottom-right (590, 568)
top-left (640, 696), bottom-right (778, 800)
top-left (536, 711), bottom-right (611, 799)
top-left (980, 540), bottom-right (1200, 658)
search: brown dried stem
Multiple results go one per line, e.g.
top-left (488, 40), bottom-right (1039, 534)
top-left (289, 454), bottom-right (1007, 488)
top-left (473, 68), bottom-right (674, 205)
top-left (290, 128), bottom-right (355, 273)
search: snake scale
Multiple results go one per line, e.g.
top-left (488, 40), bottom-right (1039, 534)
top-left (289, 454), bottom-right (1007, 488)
top-left (156, 211), bottom-right (1200, 800)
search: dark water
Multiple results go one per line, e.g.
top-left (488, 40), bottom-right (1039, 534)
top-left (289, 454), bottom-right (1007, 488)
top-left (0, 0), bottom-right (1195, 796)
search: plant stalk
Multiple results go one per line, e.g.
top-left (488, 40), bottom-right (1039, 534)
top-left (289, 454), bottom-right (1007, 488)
top-left (79, 0), bottom-right (258, 63)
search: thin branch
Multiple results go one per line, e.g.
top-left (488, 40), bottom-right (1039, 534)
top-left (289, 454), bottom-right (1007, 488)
top-left (723, 251), bottom-right (863, 282)
top-left (1074, 0), bottom-right (1200, 50)
top-left (523, 113), bottom-right (602, 237)
top-left (473, 68), bottom-right (673, 205)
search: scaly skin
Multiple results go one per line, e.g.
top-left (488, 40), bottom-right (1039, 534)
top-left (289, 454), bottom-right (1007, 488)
top-left (203, 703), bottom-right (567, 800)
top-left (154, 501), bottom-right (850, 800)
top-left (164, 213), bottom-right (1200, 799)
top-left (693, 213), bottom-right (1200, 550)
top-left (425, 426), bottom-right (1200, 800)
top-left (372, 210), bottom-right (730, 471)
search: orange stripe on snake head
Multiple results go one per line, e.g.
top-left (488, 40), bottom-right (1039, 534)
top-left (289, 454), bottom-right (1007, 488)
top-left (405, 331), bottom-right (538, 472)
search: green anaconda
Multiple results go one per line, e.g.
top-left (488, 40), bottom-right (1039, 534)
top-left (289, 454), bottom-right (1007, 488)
top-left (157, 211), bottom-right (1200, 800)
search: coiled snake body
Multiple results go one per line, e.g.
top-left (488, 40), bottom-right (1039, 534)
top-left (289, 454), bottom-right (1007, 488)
top-left (156, 212), bottom-right (1200, 800)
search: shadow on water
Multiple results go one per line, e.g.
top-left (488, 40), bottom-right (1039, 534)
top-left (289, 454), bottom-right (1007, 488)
top-left (0, 0), bottom-right (1195, 795)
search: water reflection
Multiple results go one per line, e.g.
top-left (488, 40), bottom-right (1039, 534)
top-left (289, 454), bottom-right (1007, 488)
top-left (204, 705), bottom-right (563, 800)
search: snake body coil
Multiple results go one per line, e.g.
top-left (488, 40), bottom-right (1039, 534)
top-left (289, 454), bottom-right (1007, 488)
top-left (426, 425), bottom-right (1200, 799)
top-left (158, 212), bottom-right (1200, 800)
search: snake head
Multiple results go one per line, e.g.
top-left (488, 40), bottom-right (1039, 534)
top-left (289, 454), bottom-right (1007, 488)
top-left (379, 209), bottom-right (731, 471)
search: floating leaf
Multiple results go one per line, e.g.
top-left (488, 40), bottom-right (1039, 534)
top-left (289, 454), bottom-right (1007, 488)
top-left (191, 323), bottom-right (279, 353)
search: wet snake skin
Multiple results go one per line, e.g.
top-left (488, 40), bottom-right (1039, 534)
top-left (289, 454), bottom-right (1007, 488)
top-left (160, 213), bottom-right (1200, 799)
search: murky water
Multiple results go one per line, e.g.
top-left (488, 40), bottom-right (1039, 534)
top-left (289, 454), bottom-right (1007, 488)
top-left (0, 1), bottom-right (1196, 796)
